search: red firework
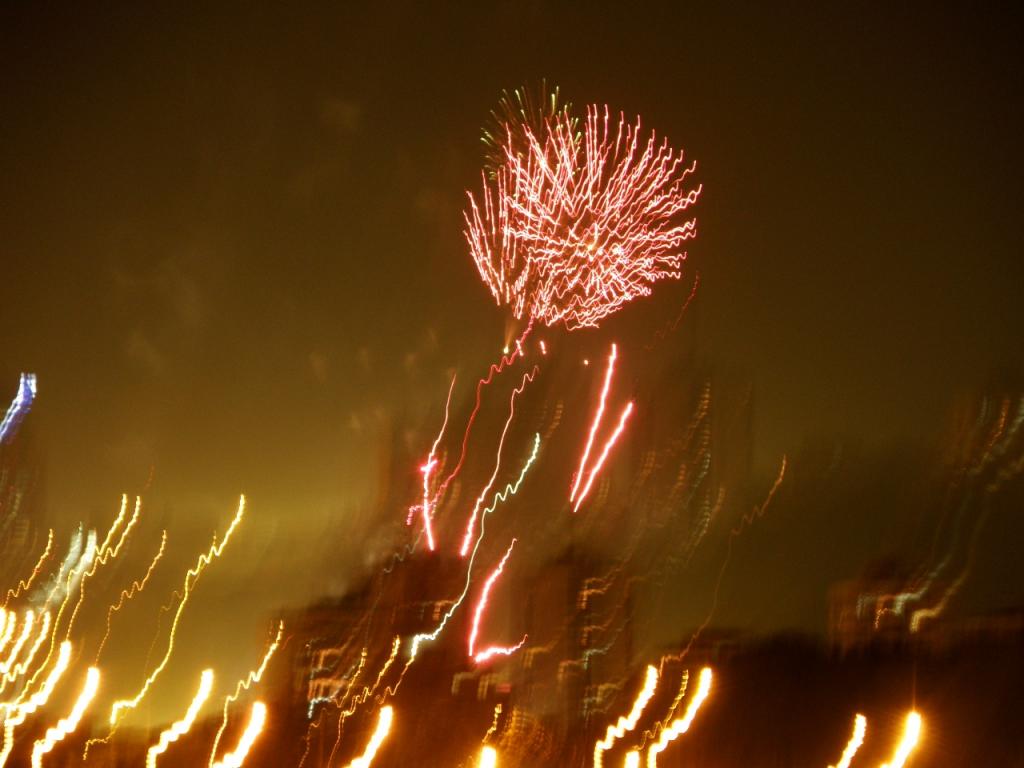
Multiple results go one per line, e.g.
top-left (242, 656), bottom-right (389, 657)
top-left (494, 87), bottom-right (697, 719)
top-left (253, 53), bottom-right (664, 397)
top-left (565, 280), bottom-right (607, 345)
top-left (464, 104), bottom-right (701, 330)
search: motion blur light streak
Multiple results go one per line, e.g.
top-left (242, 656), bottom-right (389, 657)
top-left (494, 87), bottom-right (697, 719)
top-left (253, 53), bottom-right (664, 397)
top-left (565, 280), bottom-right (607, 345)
top-left (146, 668), bottom-right (214, 768)
top-left (827, 713), bottom-right (866, 768)
top-left (574, 401), bottom-right (635, 513)
top-left (209, 621), bottom-right (283, 767)
top-left (478, 744), bottom-right (498, 767)
top-left (879, 711), bottom-right (922, 768)
top-left (3, 530), bottom-right (53, 606)
top-left (593, 664), bottom-right (659, 768)
top-left (344, 704), bottom-right (393, 768)
top-left (0, 373), bottom-right (36, 444)
top-left (571, 343), bottom-right (618, 503)
top-left (469, 539), bottom-right (527, 664)
top-left (95, 530), bottom-right (168, 662)
top-left (465, 105), bottom-right (700, 329)
top-left (30, 666), bottom-right (99, 768)
top-left (647, 667), bottom-right (712, 767)
top-left (624, 751), bottom-right (640, 768)
top-left (415, 373), bottom-right (457, 551)
top-left (109, 495), bottom-right (246, 726)
top-left (211, 700), bottom-right (267, 768)
top-left (0, 641), bottom-right (71, 767)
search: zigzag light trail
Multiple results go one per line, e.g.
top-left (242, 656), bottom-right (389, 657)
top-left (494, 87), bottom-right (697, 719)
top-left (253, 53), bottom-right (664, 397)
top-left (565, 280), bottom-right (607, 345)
top-left (3, 529), bottom-right (53, 607)
top-left (209, 620), bottom-right (283, 767)
top-left (0, 641), bottom-right (71, 767)
top-left (647, 666), bottom-right (712, 767)
top-left (211, 700), bottom-right (267, 768)
top-left (593, 664), bottom-right (659, 768)
top-left (30, 666), bottom-right (99, 768)
top-left (95, 530), bottom-right (168, 662)
top-left (146, 668), bottom-right (214, 768)
top-left (108, 495), bottom-right (246, 727)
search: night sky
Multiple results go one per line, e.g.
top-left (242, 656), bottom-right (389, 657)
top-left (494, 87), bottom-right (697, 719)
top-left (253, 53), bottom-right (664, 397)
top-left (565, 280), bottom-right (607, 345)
top-left (1, 2), bottom-right (1023, 721)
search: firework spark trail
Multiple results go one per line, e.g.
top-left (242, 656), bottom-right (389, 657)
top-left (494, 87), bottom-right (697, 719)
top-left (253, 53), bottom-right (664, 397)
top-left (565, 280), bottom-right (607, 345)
top-left (0, 611), bottom-right (50, 690)
top-left (208, 621), bottom-right (283, 767)
top-left (3, 530), bottom-right (53, 607)
top-left (593, 664), bottom-right (659, 768)
top-left (468, 539), bottom-right (527, 664)
top-left (407, 434), bottom-right (540, 662)
top-left (0, 641), bottom-right (71, 767)
top-left (827, 714), bottom-right (867, 768)
top-left (880, 712), bottom-right (922, 768)
top-left (460, 367), bottom-right (538, 557)
top-left (478, 745), bottom-right (498, 768)
top-left (211, 701), bottom-right (266, 768)
top-left (30, 666), bottom-right (99, 768)
top-left (646, 667), bottom-right (712, 767)
top-left (571, 344), bottom-right (618, 503)
top-left (465, 105), bottom-right (700, 330)
top-left (413, 374), bottom-right (457, 550)
top-left (108, 495), bottom-right (246, 727)
top-left (430, 337), bottom-right (524, 508)
top-left (344, 705), bottom-right (393, 768)
top-left (573, 402), bottom-right (635, 513)
top-left (0, 373), bottom-right (36, 444)
top-left (95, 531), bottom-right (168, 662)
top-left (146, 669), bottom-right (214, 768)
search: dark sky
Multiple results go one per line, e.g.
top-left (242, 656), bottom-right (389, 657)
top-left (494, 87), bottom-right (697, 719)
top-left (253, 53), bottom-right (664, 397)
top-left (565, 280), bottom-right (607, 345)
top-left (1, 1), bottom-right (1022, 716)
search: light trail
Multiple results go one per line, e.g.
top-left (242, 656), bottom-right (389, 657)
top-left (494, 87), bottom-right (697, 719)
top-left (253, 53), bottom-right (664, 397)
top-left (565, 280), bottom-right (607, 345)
top-left (0, 641), bottom-right (71, 768)
top-left (624, 751), bottom-right (640, 768)
top-left (571, 343), bottom-right (617, 502)
top-left (880, 711), bottom-right (922, 768)
top-left (0, 611), bottom-right (16, 658)
top-left (459, 367), bottom-right (538, 557)
top-left (593, 664), bottom-right (659, 768)
top-left (146, 668), bottom-right (214, 768)
top-left (415, 374), bottom-right (457, 551)
top-left (109, 495), bottom-right (246, 726)
top-left (95, 531), bottom-right (168, 662)
top-left (209, 621), bottom-right (283, 767)
top-left (574, 401), bottom-right (635, 513)
top-left (211, 700), bottom-right (267, 768)
top-left (479, 745), bottom-right (498, 768)
top-left (0, 610), bottom-right (35, 677)
top-left (0, 611), bottom-right (50, 690)
top-left (344, 705), bottom-right (393, 768)
top-left (30, 666), bottom-right (99, 768)
top-left (3, 529), bottom-right (53, 607)
top-left (828, 713), bottom-right (866, 768)
top-left (0, 373), bottom-right (36, 444)
top-left (469, 539), bottom-right (527, 664)
top-left (646, 666), bottom-right (712, 767)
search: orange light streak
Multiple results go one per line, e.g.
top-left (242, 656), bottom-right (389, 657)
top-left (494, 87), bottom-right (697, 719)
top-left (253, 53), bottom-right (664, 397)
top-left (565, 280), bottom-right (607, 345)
top-left (828, 714), bottom-right (866, 768)
top-left (479, 745), bottom-right (498, 768)
top-left (146, 669), bottom-right (214, 768)
top-left (416, 374), bottom-right (457, 551)
top-left (880, 711), bottom-right (922, 768)
top-left (95, 531), bottom-right (167, 662)
top-left (3, 529), bottom-right (53, 607)
top-left (469, 539), bottom-right (526, 664)
top-left (571, 343), bottom-right (617, 503)
top-left (344, 705), bottom-right (393, 768)
top-left (211, 700), bottom-right (267, 768)
top-left (109, 495), bottom-right (245, 726)
top-left (574, 401), bottom-right (635, 513)
top-left (0, 641), bottom-right (71, 768)
top-left (0, 611), bottom-right (50, 690)
top-left (594, 664), bottom-right (659, 768)
top-left (646, 667), bottom-right (712, 767)
top-left (30, 666), bottom-right (99, 768)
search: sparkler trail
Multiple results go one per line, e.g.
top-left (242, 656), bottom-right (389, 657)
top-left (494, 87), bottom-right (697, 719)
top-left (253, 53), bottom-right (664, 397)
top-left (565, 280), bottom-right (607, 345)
top-left (108, 495), bottom-right (246, 727)
top-left (3, 529), bottom-right (53, 607)
top-left (880, 711), bottom-right (922, 768)
top-left (146, 668), bottom-right (214, 768)
top-left (573, 402), bottom-right (635, 513)
top-left (460, 367), bottom-right (538, 557)
top-left (0, 641), bottom-right (71, 768)
top-left (465, 105), bottom-right (701, 329)
top-left (0, 373), bottom-right (36, 444)
top-left (646, 666), bottom-right (712, 767)
top-left (211, 701), bottom-right (267, 768)
top-left (827, 714), bottom-right (866, 768)
top-left (344, 705), bottom-right (393, 768)
top-left (571, 343), bottom-right (617, 503)
top-left (95, 530), bottom-right (167, 662)
top-left (415, 373), bottom-right (457, 551)
top-left (469, 539), bottom-right (526, 664)
top-left (30, 666), bottom-right (99, 768)
top-left (209, 621), bottom-right (283, 767)
top-left (593, 664), bottom-right (659, 768)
